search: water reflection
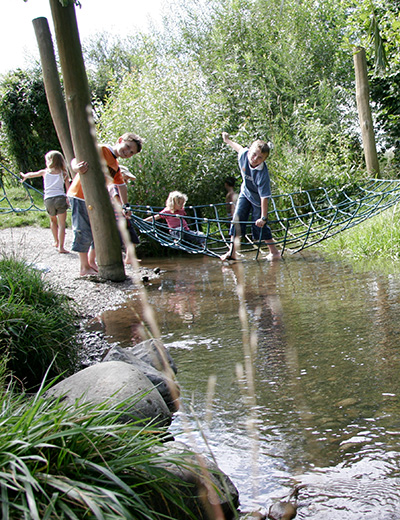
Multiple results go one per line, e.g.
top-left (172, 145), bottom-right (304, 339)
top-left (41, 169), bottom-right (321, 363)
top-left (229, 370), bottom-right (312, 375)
top-left (99, 252), bottom-right (400, 518)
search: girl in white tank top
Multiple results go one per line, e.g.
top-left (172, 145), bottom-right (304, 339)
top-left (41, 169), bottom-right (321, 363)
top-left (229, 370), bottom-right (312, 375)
top-left (20, 151), bottom-right (71, 253)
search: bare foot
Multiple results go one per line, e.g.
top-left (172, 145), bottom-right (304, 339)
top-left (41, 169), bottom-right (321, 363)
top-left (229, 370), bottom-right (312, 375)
top-left (53, 242), bottom-right (59, 248)
top-left (266, 252), bottom-right (282, 261)
top-left (80, 267), bottom-right (98, 276)
top-left (220, 252), bottom-right (237, 261)
top-left (89, 263), bottom-right (99, 272)
top-left (59, 248), bottom-right (69, 254)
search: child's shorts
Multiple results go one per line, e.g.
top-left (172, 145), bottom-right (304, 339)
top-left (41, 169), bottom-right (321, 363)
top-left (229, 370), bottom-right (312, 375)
top-left (44, 195), bottom-right (68, 216)
top-left (229, 195), bottom-right (273, 241)
top-left (170, 228), bottom-right (205, 246)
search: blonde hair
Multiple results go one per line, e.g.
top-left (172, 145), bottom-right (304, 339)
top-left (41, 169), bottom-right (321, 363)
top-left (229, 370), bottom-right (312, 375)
top-left (45, 151), bottom-right (67, 173)
top-left (165, 191), bottom-right (188, 211)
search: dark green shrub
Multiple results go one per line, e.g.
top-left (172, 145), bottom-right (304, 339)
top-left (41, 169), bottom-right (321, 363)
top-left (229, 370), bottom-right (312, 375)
top-left (0, 256), bottom-right (79, 389)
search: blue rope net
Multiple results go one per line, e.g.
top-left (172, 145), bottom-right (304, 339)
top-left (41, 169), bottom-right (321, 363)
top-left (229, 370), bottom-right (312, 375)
top-left (0, 163), bottom-right (45, 213)
top-left (2, 161), bottom-right (400, 258)
top-left (130, 179), bottom-right (400, 258)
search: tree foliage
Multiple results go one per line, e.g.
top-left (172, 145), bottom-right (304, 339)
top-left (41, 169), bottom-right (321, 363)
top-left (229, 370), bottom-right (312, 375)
top-left (0, 68), bottom-right (60, 173)
top-left (2, 0), bottom-right (400, 202)
top-left (97, 0), bottom-right (367, 205)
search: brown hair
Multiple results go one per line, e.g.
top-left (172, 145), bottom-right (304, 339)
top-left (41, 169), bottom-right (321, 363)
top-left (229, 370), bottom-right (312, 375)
top-left (118, 132), bottom-right (143, 153)
top-left (253, 139), bottom-right (270, 157)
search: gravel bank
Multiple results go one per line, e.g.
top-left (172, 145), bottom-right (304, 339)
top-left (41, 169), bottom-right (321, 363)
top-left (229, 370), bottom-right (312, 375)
top-left (0, 226), bottom-right (157, 319)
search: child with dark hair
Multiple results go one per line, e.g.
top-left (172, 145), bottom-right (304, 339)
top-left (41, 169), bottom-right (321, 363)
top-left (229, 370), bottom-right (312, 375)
top-left (68, 132), bottom-right (143, 275)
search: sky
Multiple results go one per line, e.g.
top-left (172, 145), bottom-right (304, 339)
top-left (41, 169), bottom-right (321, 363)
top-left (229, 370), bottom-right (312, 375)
top-left (1, 0), bottom-right (165, 74)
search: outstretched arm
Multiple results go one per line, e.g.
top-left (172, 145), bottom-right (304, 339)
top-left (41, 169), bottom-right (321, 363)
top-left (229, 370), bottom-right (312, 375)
top-left (222, 132), bottom-right (244, 154)
top-left (20, 169), bottom-right (46, 181)
top-left (144, 213), bottom-right (161, 222)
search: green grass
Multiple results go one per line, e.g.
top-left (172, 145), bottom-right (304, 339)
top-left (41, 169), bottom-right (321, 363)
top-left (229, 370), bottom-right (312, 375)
top-left (319, 205), bottom-right (400, 272)
top-left (0, 183), bottom-right (72, 229)
top-left (0, 256), bottom-right (80, 390)
top-left (0, 381), bottom-right (204, 520)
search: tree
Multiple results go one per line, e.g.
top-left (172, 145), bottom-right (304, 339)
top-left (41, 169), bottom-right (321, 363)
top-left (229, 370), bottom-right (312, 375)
top-left (0, 68), bottom-right (60, 173)
top-left (345, 0), bottom-right (400, 150)
top-left (50, 0), bottom-right (125, 282)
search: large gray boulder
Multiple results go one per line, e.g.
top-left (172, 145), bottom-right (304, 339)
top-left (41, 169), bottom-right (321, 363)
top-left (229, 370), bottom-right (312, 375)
top-left (46, 361), bottom-right (172, 427)
top-left (103, 345), bottom-right (180, 412)
top-left (148, 441), bottom-right (240, 520)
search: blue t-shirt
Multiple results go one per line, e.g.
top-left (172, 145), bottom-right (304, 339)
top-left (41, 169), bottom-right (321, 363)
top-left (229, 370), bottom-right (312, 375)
top-left (238, 148), bottom-right (271, 207)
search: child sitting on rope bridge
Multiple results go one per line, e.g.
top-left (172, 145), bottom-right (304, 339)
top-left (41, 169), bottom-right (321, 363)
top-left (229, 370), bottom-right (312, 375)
top-left (220, 132), bottom-right (281, 261)
top-left (144, 191), bottom-right (205, 246)
top-left (20, 150), bottom-right (70, 254)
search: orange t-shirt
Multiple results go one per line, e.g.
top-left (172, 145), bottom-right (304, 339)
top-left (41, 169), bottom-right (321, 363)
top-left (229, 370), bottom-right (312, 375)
top-left (67, 145), bottom-right (125, 200)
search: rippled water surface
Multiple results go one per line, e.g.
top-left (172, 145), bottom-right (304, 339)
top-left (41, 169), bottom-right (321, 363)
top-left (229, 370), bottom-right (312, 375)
top-left (99, 252), bottom-right (400, 518)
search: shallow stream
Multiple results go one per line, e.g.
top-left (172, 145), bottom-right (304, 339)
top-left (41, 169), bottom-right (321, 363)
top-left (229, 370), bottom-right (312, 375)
top-left (95, 252), bottom-right (400, 519)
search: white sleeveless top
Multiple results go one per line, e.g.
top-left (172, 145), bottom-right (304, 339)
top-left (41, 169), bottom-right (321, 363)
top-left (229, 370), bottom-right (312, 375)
top-left (44, 170), bottom-right (66, 200)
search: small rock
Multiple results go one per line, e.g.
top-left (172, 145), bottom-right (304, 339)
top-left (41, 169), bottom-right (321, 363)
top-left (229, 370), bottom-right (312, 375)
top-left (130, 338), bottom-right (178, 374)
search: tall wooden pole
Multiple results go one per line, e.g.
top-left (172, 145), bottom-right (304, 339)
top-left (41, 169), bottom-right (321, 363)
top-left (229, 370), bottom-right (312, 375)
top-left (353, 47), bottom-right (380, 177)
top-left (32, 17), bottom-right (75, 177)
top-left (49, 0), bottom-right (125, 281)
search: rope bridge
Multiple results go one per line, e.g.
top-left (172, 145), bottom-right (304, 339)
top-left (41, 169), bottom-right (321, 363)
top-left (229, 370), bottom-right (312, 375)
top-left (0, 163), bottom-right (45, 213)
top-left (2, 162), bottom-right (400, 258)
top-left (130, 178), bottom-right (400, 258)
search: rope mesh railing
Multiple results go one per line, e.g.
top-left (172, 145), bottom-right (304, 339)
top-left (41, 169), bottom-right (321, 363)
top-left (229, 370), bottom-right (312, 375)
top-left (130, 179), bottom-right (400, 258)
top-left (2, 161), bottom-right (400, 258)
top-left (0, 163), bottom-right (45, 213)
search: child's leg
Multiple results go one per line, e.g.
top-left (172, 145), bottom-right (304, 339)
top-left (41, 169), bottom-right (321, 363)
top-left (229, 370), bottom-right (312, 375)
top-left (57, 212), bottom-right (68, 253)
top-left (88, 246), bottom-right (98, 271)
top-left (49, 215), bottom-right (59, 247)
top-left (220, 237), bottom-right (236, 261)
top-left (78, 252), bottom-right (98, 276)
top-left (221, 195), bottom-right (249, 261)
top-left (124, 246), bottom-right (135, 265)
top-left (265, 239), bottom-right (281, 259)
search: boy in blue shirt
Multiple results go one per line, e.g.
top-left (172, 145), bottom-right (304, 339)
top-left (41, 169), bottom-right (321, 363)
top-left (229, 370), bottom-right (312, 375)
top-left (220, 132), bottom-right (281, 261)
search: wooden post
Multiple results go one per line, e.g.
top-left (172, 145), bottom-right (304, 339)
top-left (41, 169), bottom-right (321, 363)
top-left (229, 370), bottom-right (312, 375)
top-left (49, 0), bottom-right (125, 282)
top-left (353, 47), bottom-right (380, 177)
top-left (32, 17), bottom-right (75, 177)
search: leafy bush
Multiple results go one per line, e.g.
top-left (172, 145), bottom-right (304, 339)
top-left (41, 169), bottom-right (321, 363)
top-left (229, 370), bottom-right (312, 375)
top-left (0, 256), bottom-right (79, 389)
top-left (0, 68), bottom-right (60, 173)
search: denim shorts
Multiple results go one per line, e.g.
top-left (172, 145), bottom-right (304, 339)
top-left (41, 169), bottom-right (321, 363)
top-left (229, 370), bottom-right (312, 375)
top-left (69, 197), bottom-right (94, 253)
top-left (44, 195), bottom-right (68, 216)
top-left (229, 194), bottom-right (272, 241)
